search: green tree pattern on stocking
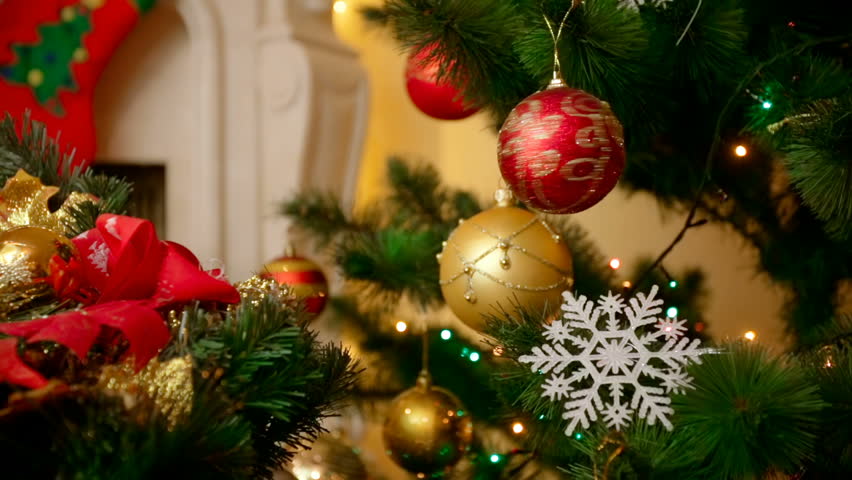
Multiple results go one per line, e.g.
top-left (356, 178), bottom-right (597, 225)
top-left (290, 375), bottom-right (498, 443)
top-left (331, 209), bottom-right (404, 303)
top-left (0, 5), bottom-right (92, 114)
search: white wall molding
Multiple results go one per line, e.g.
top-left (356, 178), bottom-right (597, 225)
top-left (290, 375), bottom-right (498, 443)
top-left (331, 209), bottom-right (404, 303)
top-left (172, 0), bottom-right (224, 263)
top-left (96, 0), bottom-right (368, 280)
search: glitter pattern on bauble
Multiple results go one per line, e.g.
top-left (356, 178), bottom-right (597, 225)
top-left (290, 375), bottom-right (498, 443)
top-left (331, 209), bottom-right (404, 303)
top-left (498, 83), bottom-right (625, 214)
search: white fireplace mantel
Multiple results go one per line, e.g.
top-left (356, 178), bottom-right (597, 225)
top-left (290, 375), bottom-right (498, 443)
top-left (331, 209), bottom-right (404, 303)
top-left (95, 0), bottom-right (368, 280)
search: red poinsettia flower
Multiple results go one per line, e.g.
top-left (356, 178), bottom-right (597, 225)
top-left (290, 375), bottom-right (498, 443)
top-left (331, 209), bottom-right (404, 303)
top-left (0, 214), bottom-right (240, 389)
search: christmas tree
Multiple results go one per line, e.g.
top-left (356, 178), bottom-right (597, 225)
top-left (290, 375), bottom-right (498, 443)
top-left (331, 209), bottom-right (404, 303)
top-left (2, 0), bottom-right (851, 479)
top-left (280, 0), bottom-right (852, 478)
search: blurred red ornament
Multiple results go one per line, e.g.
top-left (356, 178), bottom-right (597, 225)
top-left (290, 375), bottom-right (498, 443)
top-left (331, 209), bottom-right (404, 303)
top-left (497, 82), bottom-right (625, 214)
top-left (405, 45), bottom-right (478, 120)
top-left (260, 254), bottom-right (328, 315)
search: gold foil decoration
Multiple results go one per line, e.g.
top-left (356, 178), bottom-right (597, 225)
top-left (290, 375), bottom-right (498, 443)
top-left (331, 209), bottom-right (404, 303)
top-left (235, 275), bottom-right (294, 307)
top-left (97, 355), bottom-right (194, 430)
top-left (0, 169), bottom-right (93, 235)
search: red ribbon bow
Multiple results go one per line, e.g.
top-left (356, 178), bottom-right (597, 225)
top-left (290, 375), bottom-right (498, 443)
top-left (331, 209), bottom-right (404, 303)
top-left (0, 214), bottom-right (240, 389)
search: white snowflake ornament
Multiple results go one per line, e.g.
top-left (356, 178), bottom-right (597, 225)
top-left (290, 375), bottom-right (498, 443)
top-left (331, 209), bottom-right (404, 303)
top-left (519, 285), bottom-right (703, 435)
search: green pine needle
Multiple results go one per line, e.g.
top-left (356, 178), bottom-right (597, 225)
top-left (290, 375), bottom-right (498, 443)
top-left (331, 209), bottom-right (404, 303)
top-left (0, 113), bottom-right (133, 236)
top-left (801, 346), bottom-right (852, 476)
top-left (672, 342), bottom-right (824, 478)
top-left (187, 298), bottom-right (359, 477)
top-left (779, 96), bottom-right (852, 240)
top-left (337, 227), bottom-right (445, 307)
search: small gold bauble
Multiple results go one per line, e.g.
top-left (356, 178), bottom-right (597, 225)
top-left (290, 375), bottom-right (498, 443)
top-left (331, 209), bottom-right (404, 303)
top-left (382, 375), bottom-right (473, 475)
top-left (0, 226), bottom-right (76, 283)
top-left (290, 434), bottom-right (367, 480)
top-left (438, 201), bottom-right (573, 332)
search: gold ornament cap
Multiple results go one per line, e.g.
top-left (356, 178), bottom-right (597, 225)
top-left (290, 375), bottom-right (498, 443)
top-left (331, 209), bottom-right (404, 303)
top-left (493, 188), bottom-right (515, 207)
top-left (547, 75), bottom-right (566, 89)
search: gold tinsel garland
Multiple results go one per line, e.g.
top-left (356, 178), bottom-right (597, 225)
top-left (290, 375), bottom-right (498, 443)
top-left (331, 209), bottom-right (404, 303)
top-left (97, 356), bottom-right (194, 430)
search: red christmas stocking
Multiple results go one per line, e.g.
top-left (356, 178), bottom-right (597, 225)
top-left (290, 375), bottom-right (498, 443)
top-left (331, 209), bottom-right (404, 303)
top-left (0, 0), bottom-right (156, 170)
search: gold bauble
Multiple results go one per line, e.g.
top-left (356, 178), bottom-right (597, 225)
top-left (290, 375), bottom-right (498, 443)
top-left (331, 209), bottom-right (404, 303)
top-left (438, 191), bottom-right (573, 332)
top-left (0, 226), bottom-right (76, 285)
top-left (290, 434), bottom-right (367, 480)
top-left (383, 375), bottom-right (473, 475)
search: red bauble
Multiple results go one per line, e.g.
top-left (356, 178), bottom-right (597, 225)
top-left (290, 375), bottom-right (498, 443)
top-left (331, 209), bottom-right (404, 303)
top-left (497, 85), bottom-right (625, 214)
top-left (405, 46), bottom-right (478, 120)
top-left (260, 255), bottom-right (329, 315)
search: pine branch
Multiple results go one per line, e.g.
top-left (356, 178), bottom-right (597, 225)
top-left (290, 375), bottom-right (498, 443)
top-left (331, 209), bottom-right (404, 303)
top-left (517, 0), bottom-right (661, 135)
top-left (565, 421), bottom-right (704, 479)
top-left (0, 382), bottom-right (257, 479)
top-left (800, 346), bottom-right (852, 477)
top-left (0, 112), bottom-right (80, 189)
top-left (672, 342), bottom-right (824, 479)
top-left (630, 32), bottom-right (851, 302)
top-left (1, 113), bottom-right (132, 237)
top-left (188, 299), bottom-right (359, 477)
top-left (386, 157), bottom-right (481, 229)
top-left (778, 96), bottom-right (852, 240)
top-left (483, 303), bottom-right (586, 463)
top-left (281, 191), bottom-right (376, 250)
top-left (336, 227), bottom-right (444, 307)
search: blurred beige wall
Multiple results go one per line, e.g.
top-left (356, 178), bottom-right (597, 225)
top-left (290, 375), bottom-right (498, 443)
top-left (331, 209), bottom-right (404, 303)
top-left (334, 0), bottom-right (790, 349)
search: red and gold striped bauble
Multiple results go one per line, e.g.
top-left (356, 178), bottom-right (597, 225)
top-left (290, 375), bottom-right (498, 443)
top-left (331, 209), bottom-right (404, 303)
top-left (260, 255), bottom-right (328, 315)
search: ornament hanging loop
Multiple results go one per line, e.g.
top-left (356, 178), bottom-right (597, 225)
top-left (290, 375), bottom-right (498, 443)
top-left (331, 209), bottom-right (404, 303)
top-left (542, 0), bottom-right (582, 87)
top-left (418, 326), bottom-right (432, 389)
